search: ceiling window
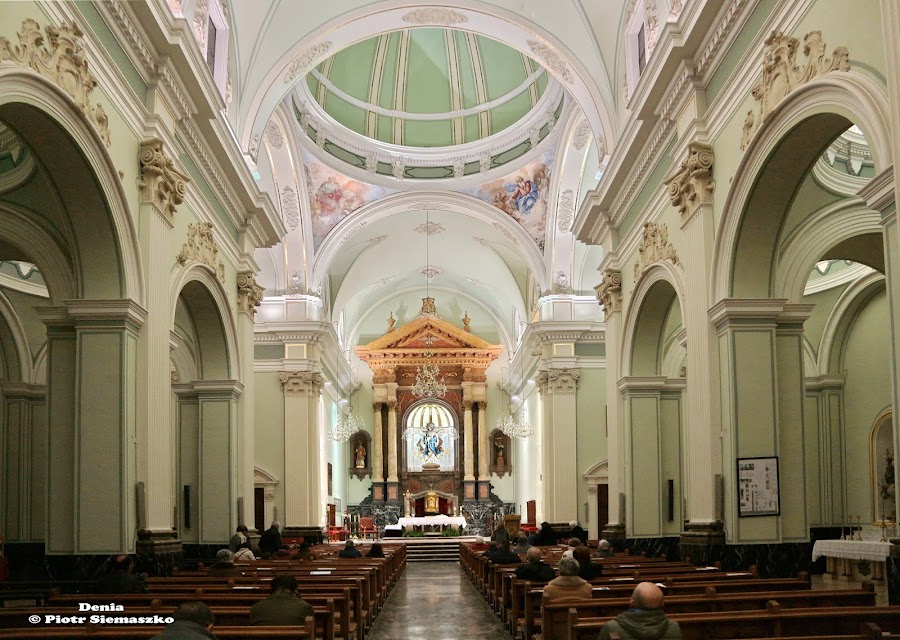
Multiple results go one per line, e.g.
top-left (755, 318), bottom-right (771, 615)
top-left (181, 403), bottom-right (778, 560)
top-left (206, 17), bottom-right (217, 72)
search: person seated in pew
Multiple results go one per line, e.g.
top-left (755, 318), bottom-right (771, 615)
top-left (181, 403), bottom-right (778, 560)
top-left (207, 549), bottom-right (242, 577)
top-left (228, 524), bottom-right (248, 553)
top-left (367, 543), bottom-right (385, 558)
top-left (567, 537), bottom-right (583, 548)
top-left (573, 545), bottom-right (603, 580)
top-left (483, 541), bottom-right (500, 560)
top-left (471, 536), bottom-right (489, 551)
top-left (594, 538), bottom-right (613, 558)
top-left (250, 575), bottom-right (314, 626)
top-left (569, 520), bottom-right (588, 544)
top-left (544, 555), bottom-right (592, 602)
top-left (534, 521), bottom-right (558, 546)
top-left (259, 520), bottom-right (282, 557)
top-left (273, 545), bottom-right (294, 559)
top-left (491, 524), bottom-right (510, 546)
top-left (598, 582), bottom-right (681, 640)
top-left (512, 534), bottom-right (531, 555)
top-left (234, 542), bottom-right (256, 561)
top-left (150, 601), bottom-right (216, 640)
top-left (487, 540), bottom-right (522, 565)
top-left (338, 539), bottom-right (362, 558)
top-left (95, 555), bottom-right (148, 594)
top-left (292, 537), bottom-right (311, 560)
top-left (514, 546), bottom-right (555, 582)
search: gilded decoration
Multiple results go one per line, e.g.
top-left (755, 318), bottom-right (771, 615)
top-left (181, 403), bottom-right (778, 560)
top-left (278, 371), bottom-right (325, 395)
top-left (138, 140), bottom-right (190, 222)
top-left (237, 271), bottom-right (264, 316)
top-left (0, 19), bottom-right (111, 146)
top-left (742, 31), bottom-right (850, 148)
top-left (634, 222), bottom-right (679, 281)
top-left (666, 142), bottom-right (714, 218)
top-left (177, 222), bottom-right (226, 283)
top-left (595, 269), bottom-right (622, 317)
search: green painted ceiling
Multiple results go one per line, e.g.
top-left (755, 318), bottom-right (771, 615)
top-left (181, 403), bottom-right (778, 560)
top-left (307, 28), bottom-right (549, 147)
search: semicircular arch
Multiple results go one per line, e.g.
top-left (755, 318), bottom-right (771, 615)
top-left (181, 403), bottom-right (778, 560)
top-left (817, 271), bottom-right (886, 375)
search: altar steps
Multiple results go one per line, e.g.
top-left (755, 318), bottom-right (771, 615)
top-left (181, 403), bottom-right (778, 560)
top-left (381, 537), bottom-right (469, 562)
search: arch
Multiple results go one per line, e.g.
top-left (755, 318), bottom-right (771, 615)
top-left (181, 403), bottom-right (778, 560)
top-left (169, 264), bottom-right (240, 381)
top-left (620, 262), bottom-right (687, 377)
top-left (774, 199), bottom-right (882, 303)
top-left (311, 190), bottom-right (548, 294)
top-left (0, 68), bottom-right (144, 305)
top-left (711, 72), bottom-right (892, 302)
top-left (401, 397), bottom-right (459, 473)
top-left (817, 272), bottom-right (885, 375)
top-left (239, 1), bottom-right (615, 166)
top-left (0, 289), bottom-right (33, 383)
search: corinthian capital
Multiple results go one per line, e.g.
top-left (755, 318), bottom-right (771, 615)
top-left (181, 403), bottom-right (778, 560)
top-left (138, 139), bottom-right (190, 223)
top-left (278, 371), bottom-right (324, 396)
top-left (237, 271), bottom-right (264, 317)
top-left (595, 269), bottom-right (622, 318)
top-left (666, 142), bottom-right (714, 219)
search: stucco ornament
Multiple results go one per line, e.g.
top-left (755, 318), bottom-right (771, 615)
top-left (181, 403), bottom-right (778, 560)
top-left (237, 271), bottom-right (264, 316)
top-left (557, 189), bottom-right (575, 232)
top-left (365, 152), bottom-right (378, 173)
top-left (595, 269), bottom-right (622, 317)
top-left (284, 42), bottom-right (333, 84)
top-left (453, 158), bottom-right (466, 178)
top-left (265, 122), bottom-right (284, 148)
top-left (634, 222), bottom-right (679, 281)
top-left (743, 31), bottom-right (849, 147)
top-left (401, 8), bottom-right (468, 26)
top-left (177, 222), bottom-right (226, 283)
top-left (193, 0), bottom-right (209, 49)
top-left (280, 185), bottom-right (300, 230)
top-left (666, 142), bottom-right (714, 217)
top-left (0, 19), bottom-right (111, 146)
top-left (278, 371), bottom-right (325, 395)
top-left (572, 119), bottom-right (592, 150)
top-left (138, 139), bottom-right (190, 222)
top-left (528, 40), bottom-right (573, 84)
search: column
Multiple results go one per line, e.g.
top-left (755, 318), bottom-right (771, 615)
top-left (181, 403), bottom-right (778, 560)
top-left (136, 139), bottom-right (189, 552)
top-left (477, 400), bottom-right (490, 499)
top-left (279, 371), bottom-right (325, 542)
top-left (667, 143), bottom-right (723, 546)
top-left (587, 484), bottom-right (599, 540)
top-left (538, 369), bottom-right (580, 522)
top-left (462, 396), bottom-right (475, 499)
top-left (173, 385), bottom-right (199, 543)
top-left (236, 273), bottom-right (263, 532)
top-left (1, 383), bottom-right (46, 543)
top-left (595, 269), bottom-right (626, 541)
top-left (804, 376), bottom-right (847, 526)
top-left (386, 398), bottom-right (399, 500)
top-left (372, 402), bottom-right (384, 500)
top-left (194, 380), bottom-right (242, 543)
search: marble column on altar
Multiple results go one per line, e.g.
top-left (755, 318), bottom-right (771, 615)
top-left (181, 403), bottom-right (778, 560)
top-left (387, 399), bottom-right (399, 500)
top-left (477, 400), bottom-right (490, 499)
top-left (462, 394), bottom-right (475, 499)
top-left (372, 402), bottom-right (384, 500)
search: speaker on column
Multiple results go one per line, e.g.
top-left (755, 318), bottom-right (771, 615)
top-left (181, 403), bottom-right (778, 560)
top-left (183, 485), bottom-right (191, 529)
top-left (136, 482), bottom-right (147, 531)
top-left (667, 479), bottom-right (674, 522)
top-left (618, 492), bottom-right (626, 524)
top-left (715, 473), bottom-right (724, 521)
top-left (237, 497), bottom-right (244, 526)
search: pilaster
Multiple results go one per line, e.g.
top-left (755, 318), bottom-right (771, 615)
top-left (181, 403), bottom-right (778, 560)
top-left (804, 375), bottom-right (847, 526)
top-left (236, 272), bottom-right (263, 532)
top-left (1, 383), bottom-right (46, 543)
top-left (476, 400), bottom-right (490, 499)
top-left (538, 368), bottom-right (580, 522)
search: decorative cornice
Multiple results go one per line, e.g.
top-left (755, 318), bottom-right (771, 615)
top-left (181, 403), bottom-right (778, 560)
top-left (278, 370), bottom-right (325, 396)
top-left (401, 8), bottom-right (468, 26)
top-left (177, 222), bottom-right (225, 283)
top-left (237, 271), bottom-right (264, 317)
top-left (595, 269), bottom-right (622, 317)
top-left (633, 222), bottom-right (679, 281)
top-left (666, 142), bottom-right (713, 218)
top-left (138, 139), bottom-right (190, 223)
top-left (0, 18), bottom-right (111, 145)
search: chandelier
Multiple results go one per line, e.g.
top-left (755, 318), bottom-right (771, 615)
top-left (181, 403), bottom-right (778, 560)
top-left (411, 209), bottom-right (446, 399)
top-left (498, 379), bottom-right (533, 438)
top-left (330, 369), bottom-right (362, 442)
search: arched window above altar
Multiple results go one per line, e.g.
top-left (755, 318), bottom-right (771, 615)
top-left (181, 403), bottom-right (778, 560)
top-left (403, 401), bottom-right (458, 472)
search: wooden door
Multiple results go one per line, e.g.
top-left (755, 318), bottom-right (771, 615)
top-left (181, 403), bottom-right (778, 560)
top-left (597, 484), bottom-right (609, 533)
top-left (254, 487), bottom-right (264, 533)
top-left (526, 499), bottom-right (536, 525)
top-left (327, 503), bottom-right (336, 527)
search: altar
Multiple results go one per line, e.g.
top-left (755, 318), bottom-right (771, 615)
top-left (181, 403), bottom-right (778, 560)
top-left (812, 539), bottom-right (895, 582)
top-left (383, 515), bottom-right (468, 534)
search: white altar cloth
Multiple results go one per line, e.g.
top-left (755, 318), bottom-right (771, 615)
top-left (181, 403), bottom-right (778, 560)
top-left (384, 515), bottom-right (467, 531)
top-left (811, 539), bottom-right (893, 562)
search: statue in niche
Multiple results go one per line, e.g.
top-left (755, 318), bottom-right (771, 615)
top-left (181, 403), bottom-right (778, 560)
top-left (355, 440), bottom-right (367, 469)
top-left (495, 437), bottom-right (506, 466)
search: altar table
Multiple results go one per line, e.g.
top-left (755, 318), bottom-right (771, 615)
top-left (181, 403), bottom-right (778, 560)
top-left (384, 515), bottom-right (468, 533)
top-left (812, 539), bottom-right (894, 582)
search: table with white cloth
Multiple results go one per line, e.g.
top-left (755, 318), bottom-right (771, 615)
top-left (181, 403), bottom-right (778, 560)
top-left (812, 539), bottom-right (894, 581)
top-left (383, 515), bottom-right (468, 533)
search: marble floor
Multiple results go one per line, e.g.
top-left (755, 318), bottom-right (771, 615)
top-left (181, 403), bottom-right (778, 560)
top-left (368, 562), bottom-right (512, 640)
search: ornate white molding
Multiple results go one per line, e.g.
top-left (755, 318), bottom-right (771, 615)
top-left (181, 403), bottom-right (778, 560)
top-left (265, 121), bottom-right (284, 148)
top-left (284, 42), bottom-right (332, 84)
top-left (572, 119), bottom-right (592, 150)
top-left (595, 269), bottom-right (622, 317)
top-left (280, 185), bottom-right (300, 231)
top-left (527, 41), bottom-right (573, 84)
top-left (415, 221), bottom-right (445, 236)
top-left (401, 8), bottom-right (468, 26)
top-left (193, 0), bottom-right (209, 50)
top-left (666, 142), bottom-right (714, 218)
top-left (0, 18), bottom-right (111, 146)
top-left (742, 31), bottom-right (850, 148)
top-left (538, 368), bottom-right (580, 394)
top-left (237, 271), bottom-right (264, 316)
top-left (633, 222), bottom-right (679, 281)
top-left (418, 265), bottom-right (443, 279)
top-left (557, 189), bottom-right (575, 231)
top-left (138, 139), bottom-right (190, 223)
top-left (177, 222), bottom-right (225, 283)
top-left (278, 370), bottom-right (325, 395)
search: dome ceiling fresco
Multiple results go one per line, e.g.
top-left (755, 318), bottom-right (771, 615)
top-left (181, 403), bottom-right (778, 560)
top-left (305, 28), bottom-right (550, 148)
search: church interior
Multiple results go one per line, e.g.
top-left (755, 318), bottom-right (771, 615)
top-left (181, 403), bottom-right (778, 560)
top-left (0, 0), bottom-right (900, 636)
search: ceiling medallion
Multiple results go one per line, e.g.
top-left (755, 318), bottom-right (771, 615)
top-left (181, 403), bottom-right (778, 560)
top-left (401, 8), bottom-right (468, 26)
top-left (418, 266), bottom-right (443, 279)
top-left (415, 221), bottom-right (445, 236)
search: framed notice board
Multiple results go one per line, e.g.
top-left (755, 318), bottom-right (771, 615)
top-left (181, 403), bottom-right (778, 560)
top-left (737, 456), bottom-right (780, 517)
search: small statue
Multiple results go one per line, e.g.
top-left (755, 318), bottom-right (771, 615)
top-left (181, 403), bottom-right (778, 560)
top-left (463, 312), bottom-right (471, 332)
top-left (387, 312), bottom-right (395, 333)
top-left (495, 437), bottom-right (506, 466)
top-left (355, 441), bottom-right (366, 469)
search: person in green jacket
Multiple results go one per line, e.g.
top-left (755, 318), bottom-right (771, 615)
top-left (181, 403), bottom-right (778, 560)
top-left (598, 582), bottom-right (682, 640)
top-left (249, 575), bottom-right (314, 626)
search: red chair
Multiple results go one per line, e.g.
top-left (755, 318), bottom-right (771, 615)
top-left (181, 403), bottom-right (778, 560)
top-left (359, 517), bottom-right (378, 540)
top-left (327, 526), bottom-right (348, 542)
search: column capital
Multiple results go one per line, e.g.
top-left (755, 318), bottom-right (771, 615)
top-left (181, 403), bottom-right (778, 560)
top-left (64, 299), bottom-right (148, 331)
top-left (278, 371), bottom-right (325, 395)
top-left (595, 269), bottom-right (622, 318)
top-left (667, 141), bottom-right (714, 221)
top-left (462, 400), bottom-right (473, 411)
top-left (372, 402), bottom-right (383, 411)
top-left (709, 298), bottom-right (813, 331)
top-left (192, 379), bottom-right (244, 399)
top-left (477, 400), bottom-right (487, 410)
top-left (236, 271), bottom-right (264, 317)
top-left (538, 368), bottom-right (581, 394)
top-left (138, 138), bottom-right (189, 225)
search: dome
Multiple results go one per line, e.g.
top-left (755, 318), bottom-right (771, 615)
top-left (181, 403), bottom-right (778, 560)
top-left (304, 28), bottom-right (550, 148)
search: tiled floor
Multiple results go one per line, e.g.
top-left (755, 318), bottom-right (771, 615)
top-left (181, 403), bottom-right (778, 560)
top-left (368, 562), bottom-right (512, 640)
top-left (811, 572), bottom-right (889, 606)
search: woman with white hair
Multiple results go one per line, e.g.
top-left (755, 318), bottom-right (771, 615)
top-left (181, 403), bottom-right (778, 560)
top-left (543, 555), bottom-right (593, 602)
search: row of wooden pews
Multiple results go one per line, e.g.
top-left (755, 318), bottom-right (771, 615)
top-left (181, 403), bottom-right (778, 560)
top-left (461, 541), bottom-right (900, 640)
top-left (0, 543), bottom-right (405, 640)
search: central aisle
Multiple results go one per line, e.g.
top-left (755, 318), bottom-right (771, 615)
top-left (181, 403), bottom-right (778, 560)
top-left (368, 561), bottom-right (513, 640)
